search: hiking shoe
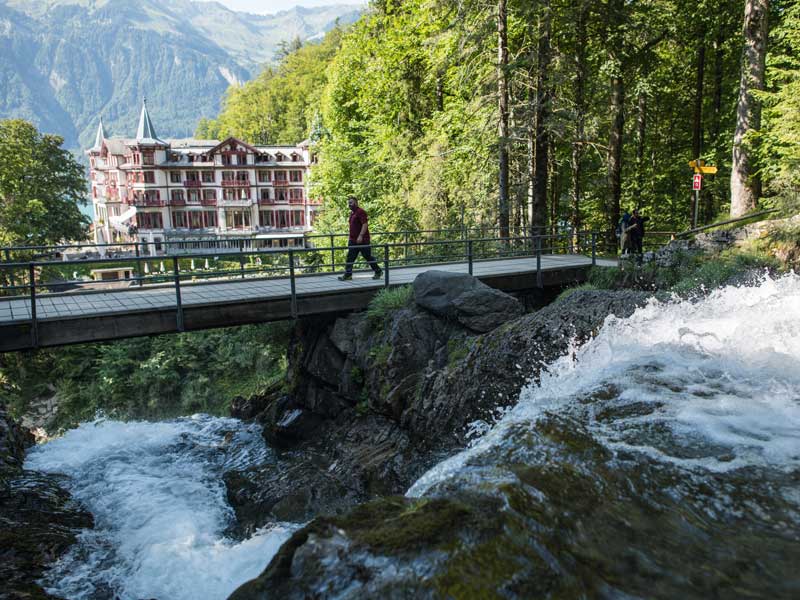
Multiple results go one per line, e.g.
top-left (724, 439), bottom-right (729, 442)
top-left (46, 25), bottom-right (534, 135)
top-left (338, 273), bottom-right (352, 281)
top-left (372, 269), bottom-right (383, 280)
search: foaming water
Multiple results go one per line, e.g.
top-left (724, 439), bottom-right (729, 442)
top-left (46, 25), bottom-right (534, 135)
top-left (24, 415), bottom-right (294, 600)
top-left (410, 273), bottom-right (800, 496)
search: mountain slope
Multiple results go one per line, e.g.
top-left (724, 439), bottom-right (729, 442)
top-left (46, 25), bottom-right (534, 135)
top-left (0, 0), bottom-right (361, 150)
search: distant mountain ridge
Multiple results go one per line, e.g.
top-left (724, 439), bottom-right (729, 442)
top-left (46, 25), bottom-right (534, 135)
top-left (0, 0), bottom-right (361, 150)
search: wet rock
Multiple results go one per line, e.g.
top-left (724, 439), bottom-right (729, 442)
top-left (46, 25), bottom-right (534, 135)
top-left (231, 413), bottom-right (800, 600)
top-left (0, 403), bottom-right (93, 600)
top-left (404, 289), bottom-right (650, 450)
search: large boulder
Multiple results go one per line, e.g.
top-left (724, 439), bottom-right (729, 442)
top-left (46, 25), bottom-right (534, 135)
top-left (413, 271), bottom-right (524, 332)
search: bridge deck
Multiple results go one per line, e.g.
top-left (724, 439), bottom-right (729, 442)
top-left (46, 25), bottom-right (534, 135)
top-left (0, 254), bottom-right (615, 351)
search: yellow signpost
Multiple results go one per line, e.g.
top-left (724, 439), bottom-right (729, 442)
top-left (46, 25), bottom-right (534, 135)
top-left (689, 160), bottom-right (718, 227)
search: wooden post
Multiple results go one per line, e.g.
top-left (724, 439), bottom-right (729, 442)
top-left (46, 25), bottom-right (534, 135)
top-left (536, 236), bottom-right (542, 288)
top-left (383, 245), bottom-right (389, 288)
top-left (468, 240), bottom-right (473, 275)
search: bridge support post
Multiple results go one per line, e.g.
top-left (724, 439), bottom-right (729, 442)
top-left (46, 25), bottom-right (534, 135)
top-left (289, 250), bottom-right (297, 318)
top-left (28, 263), bottom-right (38, 348)
top-left (536, 236), bottom-right (543, 288)
top-left (383, 245), bottom-right (389, 288)
top-left (173, 256), bottom-right (184, 332)
top-left (329, 235), bottom-right (335, 273)
top-left (468, 240), bottom-right (473, 275)
top-left (591, 232), bottom-right (597, 266)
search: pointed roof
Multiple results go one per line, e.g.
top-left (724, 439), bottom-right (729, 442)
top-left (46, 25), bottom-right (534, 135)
top-left (92, 117), bottom-right (107, 151)
top-left (135, 98), bottom-right (166, 146)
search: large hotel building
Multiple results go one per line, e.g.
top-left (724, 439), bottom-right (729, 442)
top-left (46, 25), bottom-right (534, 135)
top-left (86, 101), bottom-right (318, 254)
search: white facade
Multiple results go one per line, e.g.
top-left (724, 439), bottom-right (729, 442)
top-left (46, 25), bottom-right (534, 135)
top-left (86, 104), bottom-right (318, 255)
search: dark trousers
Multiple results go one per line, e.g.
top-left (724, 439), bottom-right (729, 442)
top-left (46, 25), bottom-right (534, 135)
top-left (631, 236), bottom-right (643, 255)
top-left (345, 243), bottom-right (381, 275)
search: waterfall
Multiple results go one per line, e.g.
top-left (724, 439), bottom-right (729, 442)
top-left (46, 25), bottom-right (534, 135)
top-left (24, 415), bottom-right (295, 600)
top-left (410, 272), bottom-right (800, 496)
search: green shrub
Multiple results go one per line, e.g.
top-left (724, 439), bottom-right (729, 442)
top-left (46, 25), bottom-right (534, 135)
top-left (366, 285), bottom-right (414, 325)
top-left (554, 283), bottom-right (598, 304)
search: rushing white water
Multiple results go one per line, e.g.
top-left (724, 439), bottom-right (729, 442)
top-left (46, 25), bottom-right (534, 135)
top-left (410, 273), bottom-right (800, 497)
top-left (24, 414), bottom-right (294, 600)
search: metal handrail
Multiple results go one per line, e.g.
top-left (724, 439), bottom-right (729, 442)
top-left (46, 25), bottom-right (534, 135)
top-left (0, 231), bottom-right (598, 349)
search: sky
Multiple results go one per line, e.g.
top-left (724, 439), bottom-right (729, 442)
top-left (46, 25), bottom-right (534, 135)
top-left (211, 0), bottom-right (368, 15)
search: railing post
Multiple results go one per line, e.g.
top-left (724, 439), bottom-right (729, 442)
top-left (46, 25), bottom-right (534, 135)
top-left (329, 234), bottom-right (335, 273)
top-left (135, 241), bottom-right (143, 287)
top-left (404, 232), bottom-right (409, 264)
top-left (173, 256), bottom-right (184, 332)
top-left (239, 240), bottom-right (245, 279)
top-left (28, 263), bottom-right (38, 348)
top-left (591, 232), bottom-right (597, 266)
top-left (536, 236), bottom-right (542, 288)
top-left (468, 240), bottom-right (473, 275)
top-left (383, 244), bottom-right (389, 288)
top-left (4, 249), bottom-right (14, 292)
top-left (289, 249), bottom-right (298, 318)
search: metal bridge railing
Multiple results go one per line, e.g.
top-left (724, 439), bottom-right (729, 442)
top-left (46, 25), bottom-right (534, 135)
top-left (0, 231), bottom-right (598, 348)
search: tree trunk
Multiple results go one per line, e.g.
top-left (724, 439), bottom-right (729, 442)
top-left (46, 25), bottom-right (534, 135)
top-left (571, 2), bottom-right (587, 238)
top-left (634, 90), bottom-right (646, 208)
top-left (707, 24), bottom-right (725, 223)
top-left (606, 0), bottom-right (625, 245)
top-left (730, 0), bottom-right (769, 217)
top-left (532, 0), bottom-right (551, 234)
top-left (497, 0), bottom-right (510, 237)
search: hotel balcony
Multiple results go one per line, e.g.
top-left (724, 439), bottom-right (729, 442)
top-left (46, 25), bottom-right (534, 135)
top-left (132, 199), bottom-right (166, 207)
top-left (273, 180), bottom-right (289, 187)
top-left (289, 197), bottom-right (305, 205)
top-left (258, 198), bottom-right (274, 205)
top-left (200, 198), bottom-right (217, 206)
top-left (221, 179), bottom-right (250, 187)
top-left (183, 180), bottom-right (202, 188)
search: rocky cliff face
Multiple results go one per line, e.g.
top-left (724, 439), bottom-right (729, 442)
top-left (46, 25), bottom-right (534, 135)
top-left (0, 403), bottom-right (94, 599)
top-left (0, 0), bottom-right (361, 149)
top-left (223, 273), bottom-right (649, 536)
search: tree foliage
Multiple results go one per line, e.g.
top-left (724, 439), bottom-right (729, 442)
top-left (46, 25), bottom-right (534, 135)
top-left (0, 119), bottom-right (89, 245)
top-left (203, 0), bottom-right (799, 238)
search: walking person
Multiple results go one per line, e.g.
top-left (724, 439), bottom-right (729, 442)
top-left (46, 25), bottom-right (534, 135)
top-left (627, 208), bottom-right (650, 263)
top-left (338, 196), bottom-right (383, 281)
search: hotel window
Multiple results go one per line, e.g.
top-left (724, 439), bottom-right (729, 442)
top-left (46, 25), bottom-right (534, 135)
top-left (144, 190), bottom-right (159, 202)
top-left (276, 210), bottom-right (290, 228)
top-left (260, 189), bottom-right (271, 201)
top-left (204, 211), bottom-right (218, 227)
top-left (143, 171), bottom-right (155, 183)
top-left (221, 154), bottom-right (232, 166)
top-left (236, 171), bottom-right (249, 182)
top-left (289, 189), bottom-right (304, 201)
top-left (186, 171), bottom-right (199, 182)
top-left (274, 170), bottom-right (287, 182)
top-left (188, 211), bottom-right (205, 229)
top-left (170, 171), bottom-right (181, 183)
top-left (143, 152), bottom-right (154, 165)
top-left (223, 188), bottom-right (237, 201)
top-left (225, 210), bottom-right (251, 229)
top-left (259, 211), bottom-right (274, 227)
top-left (139, 212), bottom-right (163, 229)
top-left (276, 190), bottom-right (287, 202)
top-left (202, 189), bottom-right (216, 201)
top-left (187, 190), bottom-right (200, 203)
top-left (257, 170), bottom-right (270, 183)
top-left (289, 170), bottom-right (302, 182)
top-left (172, 211), bottom-right (187, 228)
top-left (171, 190), bottom-right (185, 202)
top-left (292, 210), bottom-right (305, 226)
top-left (202, 171), bottom-right (214, 183)
top-left (222, 171), bottom-right (234, 182)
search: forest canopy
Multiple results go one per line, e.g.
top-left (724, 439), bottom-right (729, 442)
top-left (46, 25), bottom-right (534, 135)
top-left (199, 0), bottom-right (799, 238)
